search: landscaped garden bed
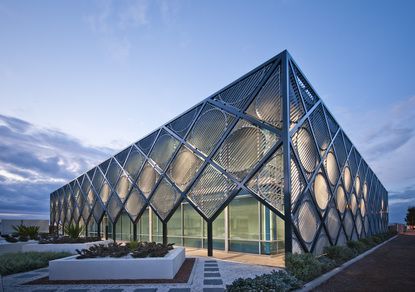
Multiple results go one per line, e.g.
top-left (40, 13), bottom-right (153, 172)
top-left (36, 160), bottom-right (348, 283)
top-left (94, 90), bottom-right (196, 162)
top-left (0, 251), bottom-right (71, 276)
top-left (226, 231), bottom-right (397, 291)
top-left (49, 242), bottom-right (185, 280)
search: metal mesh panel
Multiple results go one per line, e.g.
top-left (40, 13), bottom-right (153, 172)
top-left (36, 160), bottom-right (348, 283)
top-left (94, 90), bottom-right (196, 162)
top-left (343, 210), bottom-right (353, 239)
top-left (92, 168), bottom-right (104, 194)
top-left (325, 148), bottom-right (339, 186)
top-left (81, 204), bottom-right (90, 222)
top-left (355, 213), bottom-right (363, 237)
top-left (167, 105), bottom-right (202, 138)
top-left (323, 106), bottom-right (339, 137)
top-left (247, 147), bottom-right (284, 214)
top-left (246, 66), bottom-right (282, 128)
top-left (292, 233), bottom-right (304, 254)
top-left (99, 159), bottom-right (111, 175)
top-left (313, 230), bottom-right (329, 255)
top-left (86, 187), bottom-right (95, 207)
top-left (343, 134), bottom-right (353, 155)
top-left (115, 172), bottom-right (132, 202)
top-left (294, 195), bottom-right (319, 244)
top-left (187, 164), bottom-right (237, 219)
top-left (168, 145), bottom-right (204, 191)
top-left (124, 186), bottom-right (146, 222)
top-left (337, 228), bottom-right (347, 246)
top-left (138, 162), bottom-right (160, 198)
top-left (80, 175), bottom-right (91, 195)
top-left (150, 178), bottom-right (181, 221)
top-left (136, 130), bottom-right (159, 155)
top-left (333, 132), bottom-right (347, 169)
top-left (106, 159), bottom-right (123, 188)
top-left (115, 146), bottom-right (131, 166)
top-left (92, 201), bottom-right (104, 222)
top-left (213, 119), bottom-right (278, 181)
top-left (360, 198), bottom-right (366, 217)
top-left (313, 170), bottom-right (330, 211)
top-left (326, 206), bottom-right (340, 242)
top-left (290, 153), bottom-right (307, 208)
top-left (289, 66), bottom-right (306, 129)
top-left (214, 63), bottom-right (273, 110)
top-left (87, 168), bottom-right (95, 181)
top-left (124, 146), bottom-right (145, 181)
top-left (150, 130), bottom-right (180, 170)
top-left (364, 216), bottom-right (369, 235)
top-left (187, 104), bottom-right (235, 156)
top-left (292, 63), bottom-right (319, 111)
top-left (107, 193), bottom-right (123, 222)
top-left (350, 192), bottom-right (358, 216)
top-left (291, 120), bottom-right (319, 178)
top-left (348, 149), bottom-right (358, 177)
top-left (343, 165), bottom-right (352, 193)
top-left (336, 185), bottom-right (347, 214)
top-left (72, 206), bottom-right (80, 224)
top-left (99, 181), bottom-right (111, 205)
top-left (354, 176), bottom-right (361, 198)
top-left (309, 105), bottom-right (331, 154)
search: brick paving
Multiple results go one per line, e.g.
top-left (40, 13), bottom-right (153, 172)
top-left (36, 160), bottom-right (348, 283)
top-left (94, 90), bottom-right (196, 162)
top-left (314, 232), bottom-right (415, 292)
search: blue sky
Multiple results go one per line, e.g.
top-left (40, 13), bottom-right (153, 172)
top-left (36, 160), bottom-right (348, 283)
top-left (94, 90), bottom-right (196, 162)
top-left (0, 0), bottom-right (414, 223)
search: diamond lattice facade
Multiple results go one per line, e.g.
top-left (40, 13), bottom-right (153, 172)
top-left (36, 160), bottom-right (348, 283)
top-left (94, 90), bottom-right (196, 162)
top-left (50, 50), bottom-right (388, 255)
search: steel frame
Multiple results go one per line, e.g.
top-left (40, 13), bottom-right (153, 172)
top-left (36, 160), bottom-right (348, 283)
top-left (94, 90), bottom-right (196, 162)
top-left (50, 50), bottom-right (388, 258)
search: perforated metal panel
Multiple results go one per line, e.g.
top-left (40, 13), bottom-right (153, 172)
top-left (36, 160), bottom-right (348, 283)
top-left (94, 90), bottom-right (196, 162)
top-left (150, 178), bottom-right (182, 220)
top-left (167, 105), bottom-right (202, 138)
top-left (187, 164), bottom-right (237, 219)
top-left (168, 145), bottom-right (204, 191)
top-left (289, 66), bottom-right (306, 129)
top-left (213, 119), bottom-right (278, 181)
top-left (124, 146), bottom-right (145, 180)
top-left (247, 147), bottom-right (284, 213)
top-left (187, 104), bottom-right (235, 156)
top-left (246, 66), bottom-right (283, 128)
top-left (124, 186), bottom-right (147, 221)
top-left (137, 162), bottom-right (160, 198)
top-left (214, 63), bottom-right (273, 110)
top-left (309, 105), bottom-right (331, 155)
top-left (136, 130), bottom-right (159, 155)
top-left (150, 130), bottom-right (180, 170)
top-left (107, 193), bottom-right (123, 223)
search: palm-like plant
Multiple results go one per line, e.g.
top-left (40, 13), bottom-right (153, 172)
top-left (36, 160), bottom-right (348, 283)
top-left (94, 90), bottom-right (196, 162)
top-left (64, 224), bottom-right (85, 239)
top-left (12, 225), bottom-right (40, 240)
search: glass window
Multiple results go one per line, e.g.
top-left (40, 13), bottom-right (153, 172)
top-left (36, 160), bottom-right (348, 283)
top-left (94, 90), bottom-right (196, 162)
top-left (167, 205), bottom-right (182, 245)
top-left (152, 211), bottom-right (163, 243)
top-left (229, 194), bottom-right (259, 253)
top-left (183, 203), bottom-right (202, 247)
top-left (138, 209), bottom-right (149, 241)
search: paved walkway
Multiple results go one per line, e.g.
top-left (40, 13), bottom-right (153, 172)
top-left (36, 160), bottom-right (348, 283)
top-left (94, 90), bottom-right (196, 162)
top-left (314, 232), bottom-right (415, 292)
top-left (1, 256), bottom-right (275, 292)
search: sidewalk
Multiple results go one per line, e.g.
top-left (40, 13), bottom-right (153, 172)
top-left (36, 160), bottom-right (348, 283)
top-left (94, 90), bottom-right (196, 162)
top-left (314, 232), bottom-right (415, 292)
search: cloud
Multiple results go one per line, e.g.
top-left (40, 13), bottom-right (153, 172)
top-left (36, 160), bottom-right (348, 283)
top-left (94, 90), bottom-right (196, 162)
top-left (0, 114), bottom-right (114, 220)
top-left (388, 187), bottom-right (415, 223)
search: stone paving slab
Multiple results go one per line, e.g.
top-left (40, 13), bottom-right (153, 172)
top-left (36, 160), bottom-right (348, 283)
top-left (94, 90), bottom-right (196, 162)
top-left (2, 256), bottom-right (277, 292)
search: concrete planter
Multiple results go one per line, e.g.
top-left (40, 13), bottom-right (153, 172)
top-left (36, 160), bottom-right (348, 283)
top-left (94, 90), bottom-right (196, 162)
top-left (49, 247), bottom-right (185, 280)
top-left (22, 239), bottom-right (113, 254)
top-left (0, 241), bottom-right (36, 254)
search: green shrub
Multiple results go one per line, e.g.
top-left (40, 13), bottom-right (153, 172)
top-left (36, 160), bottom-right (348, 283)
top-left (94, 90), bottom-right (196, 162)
top-left (227, 270), bottom-right (302, 291)
top-left (324, 245), bottom-right (356, 263)
top-left (18, 236), bottom-right (29, 242)
top-left (64, 224), bottom-right (85, 239)
top-left (0, 252), bottom-right (71, 275)
top-left (12, 225), bottom-right (40, 240)
top-left (346, 240), bottom-right (368, 253)
top-left (4, 236), bottom-right (18, 243)
top-left (359, 237), bottom-right (375, 248)
top-left (126, 240), bottom-right (139, 250)
top-left (285, 253), bottom-right (324, 282)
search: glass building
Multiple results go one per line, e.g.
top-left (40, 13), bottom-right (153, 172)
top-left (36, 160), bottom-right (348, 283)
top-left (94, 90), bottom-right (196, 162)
top-left (50, 50), bottom-right (388, 256)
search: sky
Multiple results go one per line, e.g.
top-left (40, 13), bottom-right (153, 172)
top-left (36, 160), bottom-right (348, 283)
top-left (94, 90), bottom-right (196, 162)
top-left (0, 0), bottom-right (414, 223)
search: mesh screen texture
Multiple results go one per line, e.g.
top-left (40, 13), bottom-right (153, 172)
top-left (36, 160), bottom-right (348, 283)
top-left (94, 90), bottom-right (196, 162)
top-left (336, 185), bottom-right (347, 214)
top-left (107, 193), bottom-right (122, 222)
top-left (290, 154), bottom-right (307, 208)
top-left (150, 178), bottom-right (181, 221)
top-left (246, 66), bottom-right (283, 128)
top-left (293, 63), bottom-right (319, 111)
top-left (326, 206), bottom-right (340, 242)
top-left (309, 105), bottom-right (331, 154)
top-left (115, 146), bottom-right (130, 166)
top-left (187, 164), bottom-right (237, 219)
top-left (333, 132), bottom-right (347, 169)
top-left (325, 148), bottom-right (339, 186)
top-left (106, 159), bottom-right (122, 188)
top-left (99, 182), bottom-right (111, 205)
top-left (187, 104), bottom-right (235, 156)
top-left (289, 66), bottom-right (306, 129)
top-left (247, 147), bottom-right (284, 213)
top-left (136, 130), bottom-right (159, 154)
top-left (323, 106), bottom-right (339, 137)
top-left (167, 105), bottom-right (201, 138)
top-left (292, 120), bottom-right (319, 178)
top-left (124, 186), bottom-right (146, 221)
top-left (124, 146), bottom-right (145, 180)
top-left (150, 130), bottom-right (180, 170)
top-left (115, 173), bottom-right (132, 202)
top-left (138, 162), bottom-right (160, 198)
top-left (214, 63), bottom-right (273, 110)
top-left (295, 196), bottom-right (319, 243)
top-left (213, 119), bottom-right (278, 181)
top-left (168, 145), bottom-right (204, 191)
top-left (313, 171), bottom-right (330, 211)
top-left (92, 201), bottom-right (104, 222)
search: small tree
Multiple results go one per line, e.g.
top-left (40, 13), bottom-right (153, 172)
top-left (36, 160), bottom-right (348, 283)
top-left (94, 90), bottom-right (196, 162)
top-left (404, 207), bottom-right (415, 228)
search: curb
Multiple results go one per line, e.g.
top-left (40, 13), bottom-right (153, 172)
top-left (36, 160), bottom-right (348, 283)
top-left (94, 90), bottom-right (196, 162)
top-left (296, 235), bottom-right (398, 292)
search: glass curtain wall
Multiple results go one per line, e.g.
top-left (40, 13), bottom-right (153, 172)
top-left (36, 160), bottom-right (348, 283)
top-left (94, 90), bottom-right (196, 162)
top-left (115, 212), bottom-right (134, 241)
